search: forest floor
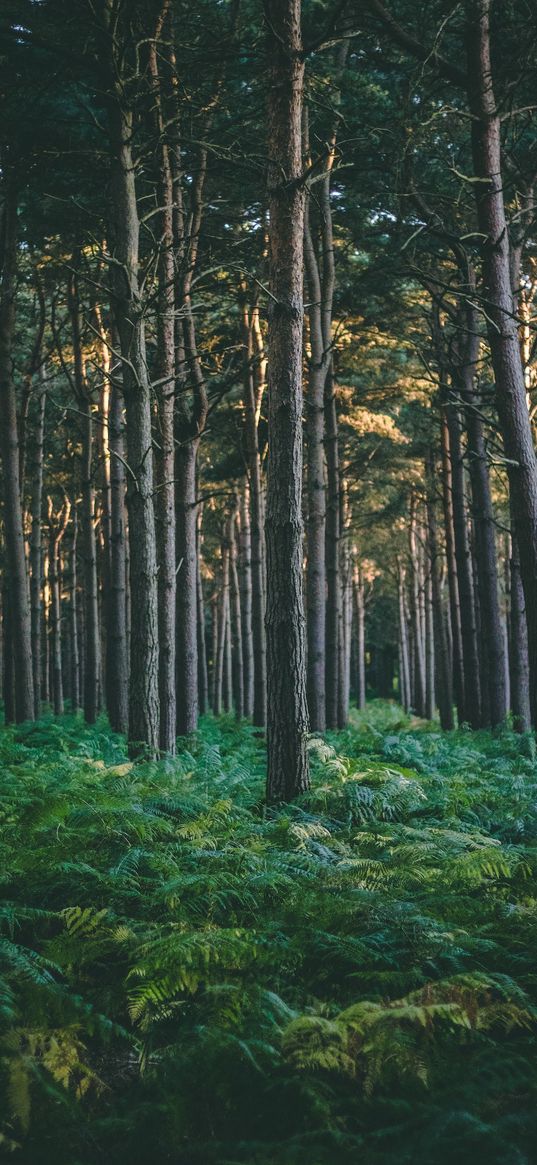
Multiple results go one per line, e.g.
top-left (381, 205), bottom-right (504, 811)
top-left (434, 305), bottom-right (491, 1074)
top-left (2, 703), bottom-right (537, 1165)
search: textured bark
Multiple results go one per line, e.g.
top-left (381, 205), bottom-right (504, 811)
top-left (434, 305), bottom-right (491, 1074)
top-left (0, 188), bottom-right (34, 721)
top-left (509, 516), bottom-right (531, 732)
top-left (408, 496), bottom-right (426, 716)
top-left (265, 0), bottom-right (310, 801)
top-left (340, 543), bottom-right (353, 724)
top-left (223, 595), bottom-right (233, 715)
top-left (106, 87), bottom-right (160, 756)
top-left (107, 365), bottom-right (128, 735)
top-left (325, 365), bottom-right (341, 729)
top-left (304, 193), bottom-right (327, 731)
top-left (465, 0), bottom-right (537, 720)
top-left (2, 587), bottom-right (15, 724)
top-left (29, 369), bottom-right (46, 718)
top-left (239, 484), bottom-right (254, 718)
top-left (47, 495), bottom-right (70, 716)
top-left (42, 552), bottom-right (50, 707)
top-left (68, 273), bottom-right (100, 726)
top-left (438, 411), bottom-right (465, 723)
top-left (455, 305), bottom-right (506, 726)
top-left (173, 112), bottom-right (211, 735)
top-left (240, 295), bottom-right (267, 727)
top-left (68, 510), bottom-right (80, 713)
top-left (176, 441), bottom-right (199, 735)
top-left (425, 562), bottom-right (435, 720)
top-left (445, 399), bottom-right (482, 726)
top-left (426, 453), bottom-right (453, 729)
top-left (229, 504), bottom-right (244, 720)
top-left (214, 542), bottom-right (230, 717)
top-left (95, 306), bottom-right (112, 578)
top-left (337, 488), bottom-right (352, 727)
top-left (196, 506), bottom-right (209, 716)
top-left (397, 563), bottom-right (411, 713)
top-left (353, 563), bottom-right (366, 710)
top-left (150, 12), bottom-right (176, 754)
top-left (210, 592), bottom-right (218, 714)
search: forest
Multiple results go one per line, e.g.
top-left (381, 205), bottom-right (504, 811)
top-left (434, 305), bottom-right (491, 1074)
top-left (2, 0), bottom-right (537, 1161)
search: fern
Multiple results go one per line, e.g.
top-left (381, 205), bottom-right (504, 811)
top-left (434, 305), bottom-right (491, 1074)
top-left (1, 706), bottom-right (537, 1162)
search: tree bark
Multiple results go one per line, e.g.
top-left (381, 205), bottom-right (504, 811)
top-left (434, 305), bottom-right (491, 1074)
top-left (445, 398), bottom-right (482, 726)
top-left (149, 12), bottom-right (176, 754)
top-left (325, 365), bottom-right (341, 729)
top-left (426, 452), bottom-right (454, 729)
top-left (229, 503), bottom-right (244, 720)
top-left (214, 540), bottom-right (230, 717)
top-left (509, 514), bottom-right (531, 732)
top-left (29, 368), bottom-right (46, 718)
top-left (425, 560), bottom-right (435, 719)
top-left (67, 271), bottom-right (101, 726)
top-left (239, 483), bottom-right (254, 718)
top-left (408, 495), bottom-right (427, 716)
top-left (176, 441), bottom-right (198, 735)
top-left (196, 505), bottom-right (209, 716)
top-left (455, 305), bottom-right (506, 726)
top-left (438, 410), bottom-right (465, 723)
top-left (68, 508), bottom-right (80, 713)
top-left (0, 187), bottom-right (34, 721)
top-left (304, 193), bottom-right (327, 731)
top-left (107, 360), bottom-right (129, 735)
top-left (397, 562), bottom-right (411, 713)
top-left (465, 0), bottom-right (537, 720)
top-left (105, 76), bottom-right (160, 756)
top-left (47, 495), bottom-right (70, 716)
top-left (265, 0), bottom-right (309, 801)
top-left (240, 294), bottom-right (267, 727)
top-left (353, 562), bottom-right (366, 710)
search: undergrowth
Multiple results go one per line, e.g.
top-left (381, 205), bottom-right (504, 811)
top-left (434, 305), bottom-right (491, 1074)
top-left (1, 703), bottom-right (537, 1163)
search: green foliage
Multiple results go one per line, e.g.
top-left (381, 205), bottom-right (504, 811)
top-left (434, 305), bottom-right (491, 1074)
top-left (1, 706), bottom-right (537, 1163)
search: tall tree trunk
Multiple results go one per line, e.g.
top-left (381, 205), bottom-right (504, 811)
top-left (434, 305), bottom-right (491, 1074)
top-left (445, 399), bottom-right (482, 726)
top-left (106, 86), bottom-right (160, 756)
top-left (337, 486), bottom-right (351, 727)
top-left (2, 586), bottom-right (15, 724)
top-left (458, 346), bottom-right (506, 725)
top-left (81, 392), bottom-right (100, 724)
top-left (214, 542), bottom-right (229, 717)
top-left (0, 188), bottom-right (34, 721)
top-left (149, 13), bottom-right (176, 754)
top-left (265, 0), bottom-right (309, 801)
top-left (229, 503), bottom-right (244, 720)
top-left (67, 268), bottom-right (101, 725)
top-left (42, 552), bottom-right (50, 707)
top-left (408, 495), bottom-right (427, 716)
top-left (304, 193), bottom-right (327, 731)
top-left (466, 0), bottom-right (537, 720)
top-left (68, 509), bottom-right (80, 713)
top-left (353, 562), bottom-right (366, 710)
top-left (240, 295), bottom-right (267, 727)
top-left (340, 545), bottom-right (353, 724)
top-left (239, 483), bottom-right (254, 717)
top-left (196, 506), bottom-right (209, 716)
top-left (509, 516), bottom-right (531, 732)
top-left (398, 563), bottom-right (411, 713)
top-left (48, 495), bottom-right (70, 716)
top-left (325, 365), bottom-right (341, 729)
top-left (210, 591), bottom-right (219, 714)
top-left (438, 411), bottom-right (465, 723)
top-left (176, 441), bottom-right (198, 735)
top-left (425, 561), bottom-right (435, 719)
top-left (107, 362), bottom-right (129, 734)
top-left (29, 368), bottom-right (46, 718)
top-left (426, 452), bottom-right (454, 729)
